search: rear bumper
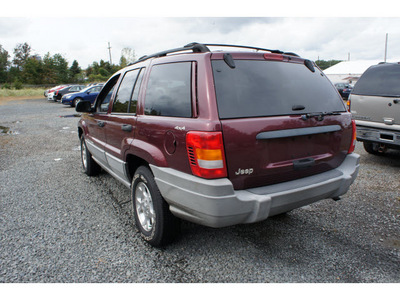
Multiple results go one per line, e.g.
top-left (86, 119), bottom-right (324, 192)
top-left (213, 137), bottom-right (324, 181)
top-left (356, 125), bottom-right (400, 148)
top-left (151, 153), bottom-right (360, 228)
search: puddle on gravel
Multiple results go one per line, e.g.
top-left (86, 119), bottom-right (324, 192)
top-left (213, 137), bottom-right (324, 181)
top-left (0, 126), bottom-right (9, 134)
top-left (0, 126), bottom-right (19, 136)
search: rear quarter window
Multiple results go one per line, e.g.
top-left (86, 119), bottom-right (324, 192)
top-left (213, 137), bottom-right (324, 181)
top-left (212, 60), bottom-right (345, 119)
top-left (144, 62), bottom-right (192, 118)
top-left (352, 63), bottom-right (400, 97)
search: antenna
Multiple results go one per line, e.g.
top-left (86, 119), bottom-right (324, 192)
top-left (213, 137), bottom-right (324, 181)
top-left (108, 42), bottom-right (112, 65)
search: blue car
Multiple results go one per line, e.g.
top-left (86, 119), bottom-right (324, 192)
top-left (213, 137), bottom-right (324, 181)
top-left (61, 85), bottom-right (103, 107)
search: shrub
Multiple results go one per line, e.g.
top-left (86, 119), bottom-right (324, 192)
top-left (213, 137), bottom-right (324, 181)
top-left (13, 80), bottom-right (23, 90)
top-left (1, 83), bottom-right (11, 89)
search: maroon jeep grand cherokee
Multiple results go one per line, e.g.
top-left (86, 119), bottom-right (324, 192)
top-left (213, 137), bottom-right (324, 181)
top-left (76, 43), bottom-right (359, 246)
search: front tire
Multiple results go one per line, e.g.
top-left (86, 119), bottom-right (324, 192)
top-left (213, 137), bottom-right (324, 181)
top-left (131, 166), bottom-right (180, 247)
top-left (72, 97), bottom-right (82, 107)
top-left (80, 136), bottom-right (101, 176)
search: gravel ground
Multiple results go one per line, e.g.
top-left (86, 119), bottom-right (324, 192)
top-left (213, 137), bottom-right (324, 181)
top-left (0, 98), bottom-right (399, 283)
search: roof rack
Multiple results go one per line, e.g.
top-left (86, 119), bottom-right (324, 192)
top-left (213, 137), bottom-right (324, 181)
top-left (131, 43), bottom-right (210, 66)
top-left (128, 42), bottom-right (298, 66)
top-left (204, 43), bottom-right (300, 57)
top-left (204, 43), bottom-right (284, 54)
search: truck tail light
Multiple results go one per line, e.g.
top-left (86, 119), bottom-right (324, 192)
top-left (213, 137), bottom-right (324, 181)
top-left (348, 120), bottom-right (357, 154)
top-left (186, 131), bottom-right (227, 179)
top-left (346, 95), bottom-right (351, 112)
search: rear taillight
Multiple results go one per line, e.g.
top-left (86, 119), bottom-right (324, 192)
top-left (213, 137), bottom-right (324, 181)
top-left (55, 91), bottom-right (58, 95)
top-left (348, 120), bottom-right (357, 154)
top-left (186, 131), bottom-right (227, 179)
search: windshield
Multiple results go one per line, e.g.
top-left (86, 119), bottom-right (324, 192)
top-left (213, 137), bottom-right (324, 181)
top-left (352, 63), bottom-right (400, 97)
top-left (212, 60), bottom-right (345, 119)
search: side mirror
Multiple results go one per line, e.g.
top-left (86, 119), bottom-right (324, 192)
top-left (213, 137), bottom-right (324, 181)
top-left (76, 100), bottom-right (94, 113)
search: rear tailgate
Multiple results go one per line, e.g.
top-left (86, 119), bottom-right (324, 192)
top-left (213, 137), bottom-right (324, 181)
top-left (211, 53), bottom-right (351, 190)
top-left (351, 94), bottom-right (400, 126)
top-left (220, 115), bottom-right (353, 190)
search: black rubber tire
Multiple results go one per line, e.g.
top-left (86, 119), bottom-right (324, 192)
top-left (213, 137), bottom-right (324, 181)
top-left (72, 97), bottom-right (82, 108)
top-left (80, 136), bottom-right (101, 176)
top-left (131, 166), bottom-right (180, 247)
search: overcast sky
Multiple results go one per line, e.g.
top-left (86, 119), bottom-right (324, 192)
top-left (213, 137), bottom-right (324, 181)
top-left (2, 1), bottom-right (400, 68)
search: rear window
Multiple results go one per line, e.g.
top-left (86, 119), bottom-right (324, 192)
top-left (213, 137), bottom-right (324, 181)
top-left (351, 63), bottom-right (400, 97)
top-left (212, 60), bottom-right (345, 119)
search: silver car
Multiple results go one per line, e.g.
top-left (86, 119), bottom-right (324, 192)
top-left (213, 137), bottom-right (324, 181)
top-left (350, 63), bottom-right (400, 154)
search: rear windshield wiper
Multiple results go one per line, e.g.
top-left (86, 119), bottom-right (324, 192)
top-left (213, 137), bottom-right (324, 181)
top-left (301, 111), bottom-right (342, 121)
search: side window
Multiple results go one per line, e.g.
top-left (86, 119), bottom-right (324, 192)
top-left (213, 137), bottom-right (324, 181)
top-left (91, 86), bottom-right (102, 93)
top-left (112, 69), bottom-right (140, 113)
top-left (95, 75), bottom-right (120, 113)
top-left (129, 68), bottom-right (145, 114)
top-left (144, 62), bottom-right (192, 118)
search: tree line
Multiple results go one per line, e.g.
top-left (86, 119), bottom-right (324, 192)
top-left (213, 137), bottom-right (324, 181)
top-left (0, 42), bottom-right (341, 88)
top-left (315, 59), bottom-right (342, 70)
top-left (0, 42), bottom-right (136, 88)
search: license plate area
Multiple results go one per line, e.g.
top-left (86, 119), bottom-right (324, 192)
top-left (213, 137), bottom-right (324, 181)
top-left (380, 133), bottom-right (394, 141)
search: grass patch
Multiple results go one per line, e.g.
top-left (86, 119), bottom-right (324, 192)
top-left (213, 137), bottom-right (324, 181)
top-left (0, 88), bottom-right (44, 99)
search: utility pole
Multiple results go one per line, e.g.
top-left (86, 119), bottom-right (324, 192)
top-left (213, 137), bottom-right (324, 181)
top-left (384, 33), bottom-right (388, 62)
top-left (108, 42), bottom-right (112, 65)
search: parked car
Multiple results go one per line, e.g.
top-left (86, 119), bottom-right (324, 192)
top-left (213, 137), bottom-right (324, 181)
top-left (334, 83), bottom-right (353, 100)
top-left (50, 85), bottom-right (86, 101)
top-left (47, 85), bottom-right (69, 101)
top-left (44, 85), bottom-right (68, 98)
top-left (61, 84), bottom-right (103, 107)
top-left (350, 62), bottom-right (400, 155)
top-left (76, 43), bottom-right (359, 246)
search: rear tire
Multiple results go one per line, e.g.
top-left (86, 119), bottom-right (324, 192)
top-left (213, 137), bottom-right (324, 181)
top-left (363, 142), bottom-right (384, 155)
top-left (131, 166), bottom-right (180, 247)
top-left (80, 136), bottom-right (101, 176)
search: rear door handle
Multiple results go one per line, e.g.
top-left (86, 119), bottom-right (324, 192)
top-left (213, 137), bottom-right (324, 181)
top-left (293, 158), bottom-right (315, 170)
top-left (121, 124), bottom-right (133, 132)
top-left (97, 121), bottom-right (105, 127)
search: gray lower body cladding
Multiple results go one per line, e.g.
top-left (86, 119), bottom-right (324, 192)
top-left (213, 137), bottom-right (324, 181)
top-left (150, 153), bottom-right (360, 228)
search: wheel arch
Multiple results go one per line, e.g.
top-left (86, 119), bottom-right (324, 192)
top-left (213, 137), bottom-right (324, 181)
top-left (78, 126), bottom-right (83, 139)
top-left (125, 154), bottom-right (150, 182)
